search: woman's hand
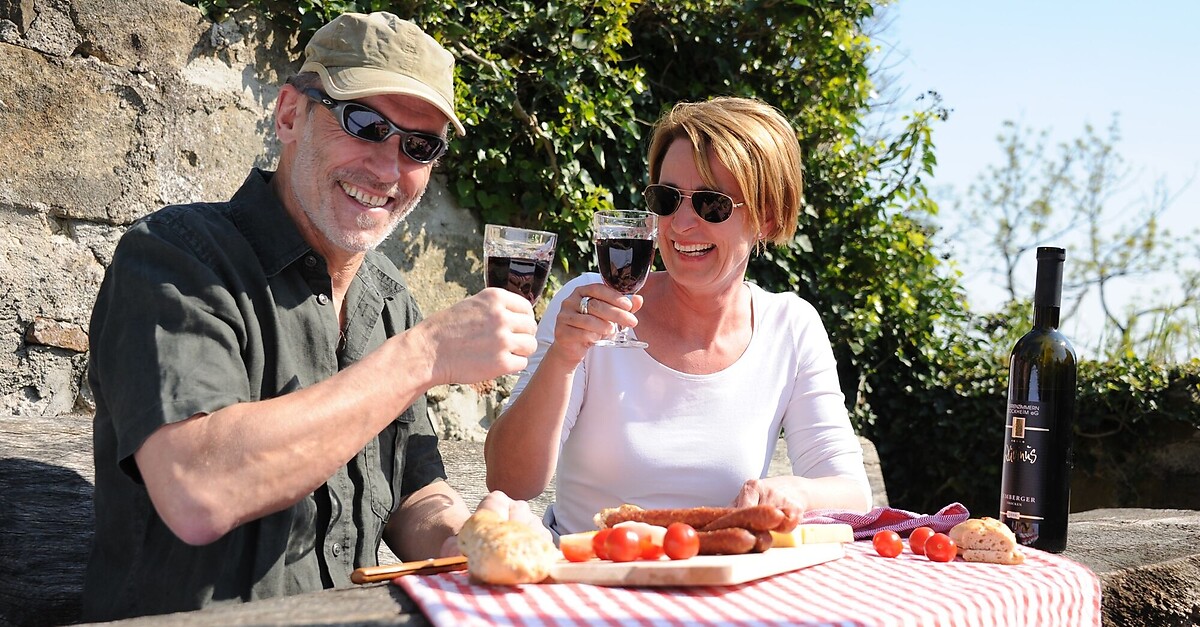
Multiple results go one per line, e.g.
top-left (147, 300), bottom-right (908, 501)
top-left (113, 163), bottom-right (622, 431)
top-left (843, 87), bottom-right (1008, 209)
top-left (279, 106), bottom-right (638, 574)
top-left (731, 477), bottom-right (805, 524)
top-left (732, 475), bottom-right (871, 518)
top-left (545, 285), bottom-right (643, 365)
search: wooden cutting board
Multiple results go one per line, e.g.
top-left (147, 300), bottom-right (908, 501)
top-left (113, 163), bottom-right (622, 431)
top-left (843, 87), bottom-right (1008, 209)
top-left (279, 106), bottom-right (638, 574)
top-left (548, 543), bottom-right (845, 587)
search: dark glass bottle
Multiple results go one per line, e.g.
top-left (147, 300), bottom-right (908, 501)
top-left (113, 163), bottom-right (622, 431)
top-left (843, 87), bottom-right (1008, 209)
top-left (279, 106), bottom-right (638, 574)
top-left (998, 246), bottom-right (1077, 553)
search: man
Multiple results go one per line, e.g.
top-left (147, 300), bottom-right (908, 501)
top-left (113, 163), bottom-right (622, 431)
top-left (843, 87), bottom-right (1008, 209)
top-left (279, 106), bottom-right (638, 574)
top-left (83, 12), bottom-right (541, 621)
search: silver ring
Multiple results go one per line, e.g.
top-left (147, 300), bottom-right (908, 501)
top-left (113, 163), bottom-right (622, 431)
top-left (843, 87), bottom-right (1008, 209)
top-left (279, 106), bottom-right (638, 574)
top-left (578, 296), bottom-right (591, 315)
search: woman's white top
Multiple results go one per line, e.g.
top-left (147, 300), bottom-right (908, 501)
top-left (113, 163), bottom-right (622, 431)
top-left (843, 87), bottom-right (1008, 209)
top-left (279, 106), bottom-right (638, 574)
top-left (507, 273), bottom-right (871, 535)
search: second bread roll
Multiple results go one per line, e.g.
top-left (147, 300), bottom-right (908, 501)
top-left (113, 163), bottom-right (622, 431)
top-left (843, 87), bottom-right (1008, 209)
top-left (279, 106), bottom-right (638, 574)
top-left (458, 509), bottom-right (557, 584)
top-left (948, 517), bottom-right (1025, 565)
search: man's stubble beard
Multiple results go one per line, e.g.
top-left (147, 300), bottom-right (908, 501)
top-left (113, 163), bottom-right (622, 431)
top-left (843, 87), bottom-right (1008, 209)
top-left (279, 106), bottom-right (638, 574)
top-left (345, 187), bottom-right (423, 252)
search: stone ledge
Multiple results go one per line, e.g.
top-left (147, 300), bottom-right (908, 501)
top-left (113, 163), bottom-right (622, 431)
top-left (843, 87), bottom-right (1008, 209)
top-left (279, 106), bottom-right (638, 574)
top-left (1063, 508), bottom-right (1200, 626)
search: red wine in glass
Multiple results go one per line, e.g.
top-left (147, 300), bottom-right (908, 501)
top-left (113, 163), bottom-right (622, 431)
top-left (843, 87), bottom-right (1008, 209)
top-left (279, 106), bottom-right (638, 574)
top-left (592, 210), bottom-right (658, 348)
top-left (486, 256), bottom-right (551, 305)
top-left (483, 224), bottom-right (557, 307)
top-left (595, 238), bottom-right (654, 295)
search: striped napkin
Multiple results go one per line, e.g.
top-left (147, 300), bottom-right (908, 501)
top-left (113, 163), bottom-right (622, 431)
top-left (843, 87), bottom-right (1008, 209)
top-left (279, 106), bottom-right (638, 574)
top-left (802, 502), bottom-right (972, 539)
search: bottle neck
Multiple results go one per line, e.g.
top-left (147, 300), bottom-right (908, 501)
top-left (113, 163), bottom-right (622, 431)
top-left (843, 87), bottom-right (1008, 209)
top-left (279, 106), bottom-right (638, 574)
top-left (1033, 304), bottom-right (1060, 329)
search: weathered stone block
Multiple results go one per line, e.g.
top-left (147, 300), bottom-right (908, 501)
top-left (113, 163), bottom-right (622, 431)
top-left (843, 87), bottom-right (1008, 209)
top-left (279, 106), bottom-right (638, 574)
top-left (72, 0), bottom-right (208, 72)
top-left (0, 45), bottom-right (138, 221)
top-left (0, 0), bottom-right (38, 34)
top-left (0, 208), bottom-right (105, 323)
top-left (15, 0), bottom-right (79, 57)
top-left (25, 316), bottom-right (89, 352)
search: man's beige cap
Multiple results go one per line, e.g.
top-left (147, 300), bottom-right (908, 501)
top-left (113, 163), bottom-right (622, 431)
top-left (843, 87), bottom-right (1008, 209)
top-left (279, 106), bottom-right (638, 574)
top-left (300, 12), bottom-right (465, 136)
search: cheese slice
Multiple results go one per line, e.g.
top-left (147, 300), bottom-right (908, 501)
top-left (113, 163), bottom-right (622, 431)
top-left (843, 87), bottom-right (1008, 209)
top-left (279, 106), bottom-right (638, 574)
top-left (792, 523), bottom-right (854, 544)
top-left (769, 523), bottom-right (853, 547)
top-left (769, 529), bottom-right (799, 547)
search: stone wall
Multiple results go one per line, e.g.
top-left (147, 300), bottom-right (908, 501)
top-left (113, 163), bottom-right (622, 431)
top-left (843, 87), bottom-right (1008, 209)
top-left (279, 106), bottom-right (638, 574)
top-left (0, 0), bottom-right (498, 437)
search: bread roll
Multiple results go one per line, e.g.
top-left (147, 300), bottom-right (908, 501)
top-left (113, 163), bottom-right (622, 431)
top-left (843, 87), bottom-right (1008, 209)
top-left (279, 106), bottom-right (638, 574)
top-left (949, 517), bottom-right (1025, 565)
top-left (457, 509), bottom-right (557, 584)
top-left (962, 548), bottom-right (1025, 565)
top-left (594, 503), bottom-right (643, 529)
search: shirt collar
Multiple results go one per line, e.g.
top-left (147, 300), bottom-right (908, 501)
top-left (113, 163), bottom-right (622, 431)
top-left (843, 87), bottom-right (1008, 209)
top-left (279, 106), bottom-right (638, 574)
top-left (230, 168), bottom-right (311, 278)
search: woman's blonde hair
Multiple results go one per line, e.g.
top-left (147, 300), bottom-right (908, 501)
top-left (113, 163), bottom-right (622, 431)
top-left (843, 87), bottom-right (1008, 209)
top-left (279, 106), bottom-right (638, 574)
top-left (646, 97), bottom-right (803, 244)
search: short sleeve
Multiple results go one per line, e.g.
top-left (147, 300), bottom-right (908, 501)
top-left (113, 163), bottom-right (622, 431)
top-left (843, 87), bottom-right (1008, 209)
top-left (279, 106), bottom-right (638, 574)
top-left (89, 217), bottom-right (252, 474)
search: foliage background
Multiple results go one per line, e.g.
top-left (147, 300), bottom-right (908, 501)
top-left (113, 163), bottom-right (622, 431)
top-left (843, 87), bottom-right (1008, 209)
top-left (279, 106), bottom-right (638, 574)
top-left (190, 0), bottom-right (1200, 516)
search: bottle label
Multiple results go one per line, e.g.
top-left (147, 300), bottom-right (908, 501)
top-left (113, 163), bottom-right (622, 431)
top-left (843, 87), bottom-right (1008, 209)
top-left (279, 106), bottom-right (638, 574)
top-left (1000, 400), bottom-right (1050, 542)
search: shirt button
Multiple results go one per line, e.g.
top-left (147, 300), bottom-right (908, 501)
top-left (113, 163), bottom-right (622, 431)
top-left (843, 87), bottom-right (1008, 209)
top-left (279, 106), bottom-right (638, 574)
top-left (332, 542), bottom-right (342, 557)
top-left (317, 293), bottom-right (330, 305)
top-left (304, 255), bottom-right (317, 268)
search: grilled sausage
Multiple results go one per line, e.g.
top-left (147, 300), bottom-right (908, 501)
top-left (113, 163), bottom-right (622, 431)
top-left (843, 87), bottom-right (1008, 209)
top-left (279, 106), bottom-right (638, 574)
top-left (697, 528), bottom-right (757, 555)
top-left (601, 506), bottom-right (735, 530)
top-left (752, 530), bottom-right (774, 553)
top-left (701, 505), bottom-right (785, 532)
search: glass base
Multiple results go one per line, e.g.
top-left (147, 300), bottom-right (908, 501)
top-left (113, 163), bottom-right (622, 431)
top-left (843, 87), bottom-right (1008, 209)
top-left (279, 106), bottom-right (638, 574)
top-left (594, 337), bottom-right (648, 348)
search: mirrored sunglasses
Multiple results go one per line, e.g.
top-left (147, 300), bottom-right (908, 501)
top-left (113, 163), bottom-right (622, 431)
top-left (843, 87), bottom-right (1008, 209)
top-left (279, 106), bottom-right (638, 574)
top-left (642, 184), bottom-right (744, 224)
top-left (303, 89), bottom-right (448, 164)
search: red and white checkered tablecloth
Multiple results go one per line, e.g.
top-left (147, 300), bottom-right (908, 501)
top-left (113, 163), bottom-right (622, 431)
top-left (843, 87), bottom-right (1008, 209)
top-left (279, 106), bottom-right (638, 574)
top-left (396, 541), bottom-right (1100, 626)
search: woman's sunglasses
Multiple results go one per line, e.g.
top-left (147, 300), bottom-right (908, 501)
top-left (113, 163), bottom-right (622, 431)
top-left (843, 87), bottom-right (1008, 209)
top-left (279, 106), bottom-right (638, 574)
top-left (642, 184), bottom-right (744, 224)
top-left (303, 89), bottom-right (448, 164)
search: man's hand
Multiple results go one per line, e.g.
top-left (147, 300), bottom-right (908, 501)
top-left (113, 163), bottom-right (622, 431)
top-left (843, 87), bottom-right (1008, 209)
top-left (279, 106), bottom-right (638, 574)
top-left (440, 490), bottom-right (550, 556)
top-left (410, 289), bottom-right (538, 386)
top-left (475, 491), bottom-right (549, 537)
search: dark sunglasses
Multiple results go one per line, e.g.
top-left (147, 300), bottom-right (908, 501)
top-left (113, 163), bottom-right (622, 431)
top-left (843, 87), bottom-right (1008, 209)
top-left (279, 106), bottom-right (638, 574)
top-left (303, 89), bottom-right (448, 164)
top-left (643, 184), bottom-right (745, 224)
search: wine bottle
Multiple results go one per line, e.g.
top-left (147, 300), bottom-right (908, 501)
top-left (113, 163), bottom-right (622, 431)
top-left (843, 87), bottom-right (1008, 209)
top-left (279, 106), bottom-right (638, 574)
top-left (998, 246), bottom-right (1077, 553)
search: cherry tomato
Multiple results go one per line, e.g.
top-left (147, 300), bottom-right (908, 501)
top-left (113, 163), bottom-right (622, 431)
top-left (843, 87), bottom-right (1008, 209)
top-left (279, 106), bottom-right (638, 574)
top-left (872, 530), bottom-right (903, 558)
top-left (924, 532), bottom-right (957, 563)
top-left (560, 532), bottom-right (597, 562)
top-left (614, 522), bottom-right (667, 560)
top-left (639, 534), bottom-right (665, 560)
top-left (908, 526), bottom-right (936, 556)
top-left (605, 528), bottom-right (641, 563)
top-left (592, 528), bottom-right (613, 561)
top-left (662, 523), bottom-right (700, 560)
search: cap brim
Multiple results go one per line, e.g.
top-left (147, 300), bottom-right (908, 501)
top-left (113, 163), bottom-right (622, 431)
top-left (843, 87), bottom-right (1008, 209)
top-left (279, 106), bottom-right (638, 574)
top-left (301, 62), bottom-right (466, 136)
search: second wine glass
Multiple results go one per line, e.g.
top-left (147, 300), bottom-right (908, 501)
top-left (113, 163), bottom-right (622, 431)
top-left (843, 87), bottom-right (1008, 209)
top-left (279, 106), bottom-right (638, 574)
top-left (483, 224), bottom-right (557, 306)
top-left (592, 209), bottom-right (658, 348)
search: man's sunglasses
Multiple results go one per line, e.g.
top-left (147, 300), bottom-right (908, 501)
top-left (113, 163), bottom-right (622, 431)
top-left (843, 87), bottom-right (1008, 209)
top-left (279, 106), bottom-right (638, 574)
top-left (642, 184), bottom-right (745, 224)
top-left (303, 89), bottom-right (448, 164)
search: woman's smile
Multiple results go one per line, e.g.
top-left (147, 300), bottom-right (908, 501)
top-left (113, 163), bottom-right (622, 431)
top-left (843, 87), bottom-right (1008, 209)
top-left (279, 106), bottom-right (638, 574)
top-left (672, 240), bottom-right (716, 258)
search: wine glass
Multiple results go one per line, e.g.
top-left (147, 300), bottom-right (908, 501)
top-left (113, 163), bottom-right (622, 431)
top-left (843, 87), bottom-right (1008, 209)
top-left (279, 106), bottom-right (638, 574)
top-left (483, 225), bottom-right (557, 306)
top-left (592, 210), bottom-right (658, 348)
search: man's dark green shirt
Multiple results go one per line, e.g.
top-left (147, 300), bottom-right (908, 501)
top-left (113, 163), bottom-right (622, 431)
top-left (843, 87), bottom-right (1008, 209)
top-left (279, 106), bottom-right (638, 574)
top-left (82, 169), bottom-right (447, 621)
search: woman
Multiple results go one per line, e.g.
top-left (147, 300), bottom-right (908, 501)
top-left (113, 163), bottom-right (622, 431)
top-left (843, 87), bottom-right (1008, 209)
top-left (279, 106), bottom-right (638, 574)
top-left (484, 97), bottom-right (871, 536)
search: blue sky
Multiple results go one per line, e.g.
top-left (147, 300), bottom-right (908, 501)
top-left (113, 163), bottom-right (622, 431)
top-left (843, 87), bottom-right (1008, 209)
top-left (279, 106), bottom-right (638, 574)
top-left (877, 1), bottom-right (1200, 349)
